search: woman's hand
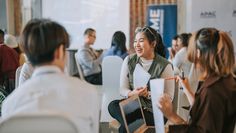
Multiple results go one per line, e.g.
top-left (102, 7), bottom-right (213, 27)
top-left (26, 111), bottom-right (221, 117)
top-left (158, 94), bottom-right (174, 119)
top-left (158, 94), bottom-right (186, 125)
top-left (128, 86), bottom-right (148, 97)
top-left (139, 86), bottom-right (149, 97)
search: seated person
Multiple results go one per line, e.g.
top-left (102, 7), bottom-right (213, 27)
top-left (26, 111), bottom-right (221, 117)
top-left (172, 33), bottom-right (192, 76)
top-left (0, 29), bottom-right (19, 94)
top-left (2, 19), bottom-right (100, 133)
top-left (76, 28), bottom-right (103, 85)
top-left (103, 31), bottom-right (128, 59)
top-left (158, 28), bottom-right (236, 133)
top-left (108, 26), bottom-right (175, 133)
top-left (168, 35), bottom-right (178, 62)
top-left (4, 34), bottom-right (26, 65)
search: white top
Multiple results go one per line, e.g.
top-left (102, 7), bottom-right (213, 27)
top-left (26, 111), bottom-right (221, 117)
top-left (19, 62), bottom-right (34, 86)
top-left (173, 47), bottom-right (192, 76)
top-left (120, 56), bottom-right (175, 100)
top-left (2, 66), bottom-right (100, 133)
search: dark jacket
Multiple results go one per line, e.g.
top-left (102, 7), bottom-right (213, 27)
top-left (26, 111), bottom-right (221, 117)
top-left (169, 74), bottom-right (236, 133)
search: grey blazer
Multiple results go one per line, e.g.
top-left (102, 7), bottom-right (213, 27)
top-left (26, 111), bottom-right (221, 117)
top-left (76, 44), bottom-right (103, 76)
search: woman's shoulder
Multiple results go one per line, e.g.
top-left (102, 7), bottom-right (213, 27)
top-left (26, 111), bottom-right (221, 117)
top-left (203, 75), bottom-right (236, 99)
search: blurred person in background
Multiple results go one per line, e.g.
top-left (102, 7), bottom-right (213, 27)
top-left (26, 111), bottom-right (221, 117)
top-left (4, 34), bottom-right (26, 65)
top-left (76, 28), bottom-right (103, 85)
top-left (0, 30), bottom-right (19, 95)
top-left (103, 31), bottom-right (128, 59)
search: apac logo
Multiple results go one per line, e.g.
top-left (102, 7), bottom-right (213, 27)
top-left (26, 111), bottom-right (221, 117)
top-left (233, 10), bottom-right (236, 17)
top-left (200, 11), bottom-right (216, 18)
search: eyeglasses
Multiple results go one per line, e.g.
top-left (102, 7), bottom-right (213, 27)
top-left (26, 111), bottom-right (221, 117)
top-left (89, 34), bottom-right (96, 39)
top-left (135, 26), bottom-right (156, 39)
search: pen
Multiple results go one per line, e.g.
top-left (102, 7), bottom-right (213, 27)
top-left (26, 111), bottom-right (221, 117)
top-left (181, 69), bottom-right (185, 80)
top-left (180, 69), bottom-right (185, 90)
top-left (165, 70), bottom-right (185, 80)
top-left (165, 77), bottom-right (176, 80)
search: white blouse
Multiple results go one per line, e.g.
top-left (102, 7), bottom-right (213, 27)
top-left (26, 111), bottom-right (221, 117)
top-left (120, 56), bottom-right (175, 100)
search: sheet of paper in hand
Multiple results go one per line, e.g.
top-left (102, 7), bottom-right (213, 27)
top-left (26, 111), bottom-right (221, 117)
top-left (133, 64), bottom-right (151, 89)
top-left (150, 79), bottom-right (165, 133)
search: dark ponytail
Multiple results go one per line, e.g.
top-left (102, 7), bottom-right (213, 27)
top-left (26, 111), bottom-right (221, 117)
top-left (155, 32), bottom-right (166, 58)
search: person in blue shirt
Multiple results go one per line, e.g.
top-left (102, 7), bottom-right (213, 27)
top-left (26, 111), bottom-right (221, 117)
top-left (103, 31), bottom-right (128, 59)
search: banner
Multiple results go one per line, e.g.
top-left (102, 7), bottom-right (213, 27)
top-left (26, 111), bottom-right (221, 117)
top-left (147, 4), bottom-right (177, 57)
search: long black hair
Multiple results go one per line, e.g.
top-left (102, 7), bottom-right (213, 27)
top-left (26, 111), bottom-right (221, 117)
top-left (111, 31), bottom-right (127, 54)
top-left (135, 26), bottom-right (166, 58)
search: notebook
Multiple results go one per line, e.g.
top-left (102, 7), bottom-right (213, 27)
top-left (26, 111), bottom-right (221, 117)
top-left (119, 95), bottom-right (155, 133)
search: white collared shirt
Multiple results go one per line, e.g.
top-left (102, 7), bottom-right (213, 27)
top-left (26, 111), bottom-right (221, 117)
top-left (2, 65), bottom-right (100, 133)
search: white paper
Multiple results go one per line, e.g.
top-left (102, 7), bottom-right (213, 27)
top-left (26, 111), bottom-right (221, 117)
top-left (133, 64), bottom-right (151, 89)
top-left (150, 79), bottom-right (165, 133)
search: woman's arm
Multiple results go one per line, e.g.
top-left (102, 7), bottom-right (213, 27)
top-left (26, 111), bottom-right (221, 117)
top-left (160, 64), bottom-right (175, 100)
top-left (119, 56), bottom-right (147, 98)
top-left (119, 56), bottom-right (132, 98)
top-left (177, 76), bottom-right (195, 105)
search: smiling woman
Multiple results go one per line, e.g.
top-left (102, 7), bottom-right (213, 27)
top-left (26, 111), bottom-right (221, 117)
top-left (108, 26), bottom-right (175, 133)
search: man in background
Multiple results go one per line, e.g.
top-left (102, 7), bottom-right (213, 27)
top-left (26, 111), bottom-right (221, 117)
top-left (76, 28), bottom-right (103, 85)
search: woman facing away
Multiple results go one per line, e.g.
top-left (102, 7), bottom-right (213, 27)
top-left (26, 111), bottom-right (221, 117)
top-left (158, 28), bottom-right (236, 133)
top-left (103, 31), bottom-right (128, 59)
top-left (108, 26), bottom-right (175, 133)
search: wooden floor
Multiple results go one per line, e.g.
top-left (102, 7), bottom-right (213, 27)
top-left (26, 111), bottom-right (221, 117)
top-left (99, 122), bottom-right (119, 133)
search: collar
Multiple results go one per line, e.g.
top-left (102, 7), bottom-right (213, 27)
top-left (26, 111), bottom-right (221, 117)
top-left (199, 73), bottom-right (221, 91)
top-left (83, 44), bottom-right (91, 49)
top-left (32, 65), bottom-right (62, 77)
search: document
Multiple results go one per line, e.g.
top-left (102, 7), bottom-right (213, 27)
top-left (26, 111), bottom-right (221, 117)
top-left (133, 64), bottom-right (151, 89)
top-left (150, 78), bottom-right (165, 133)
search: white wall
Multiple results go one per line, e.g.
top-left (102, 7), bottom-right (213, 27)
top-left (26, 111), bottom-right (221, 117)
top-left (185, 0), bottom-right (236, 56)
top-left (0, 0), bottom-right (7, 31)
top-left (42, 0), bottom-right (129, 49)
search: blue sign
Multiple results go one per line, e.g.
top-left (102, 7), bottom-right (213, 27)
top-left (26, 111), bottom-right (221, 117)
top-left (147, 5), bottom-right (177, 57)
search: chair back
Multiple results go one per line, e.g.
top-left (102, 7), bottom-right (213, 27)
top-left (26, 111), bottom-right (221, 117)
top-left (0, 112), bottom-right (78, 133)
top-left (74, 53), bottom-right (85, 81)
top-left (15, 66), bottom-right (22, 88)
top-left (100, 56), bottom-right (123, 122)
top-left (234, 123), bottom-right (236, 133)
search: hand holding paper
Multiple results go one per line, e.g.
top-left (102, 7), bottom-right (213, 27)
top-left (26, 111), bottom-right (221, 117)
top-left (128, 86), bottom-right (148, 97)
top-left (150, 78), bottom-right (165, 133)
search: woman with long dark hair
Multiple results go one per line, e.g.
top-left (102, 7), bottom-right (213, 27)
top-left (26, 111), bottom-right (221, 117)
top-left (108, 26), bottom-right (174, 133)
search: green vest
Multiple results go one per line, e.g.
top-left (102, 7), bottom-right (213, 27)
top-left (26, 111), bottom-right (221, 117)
top-left (127, 53), bottom-right (170, 112)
